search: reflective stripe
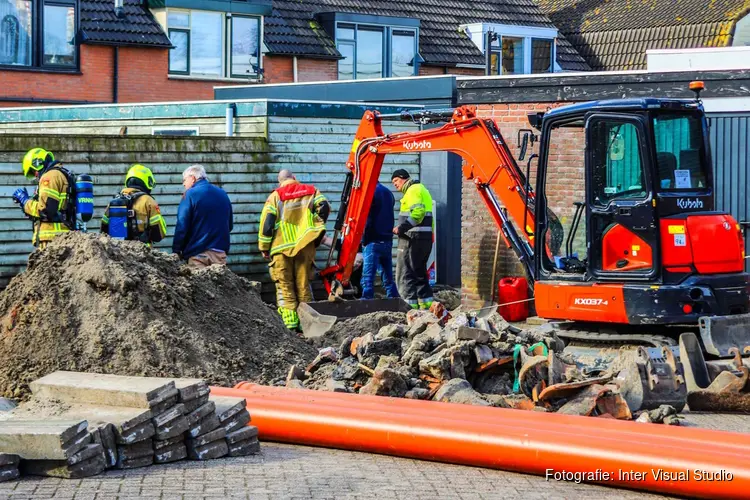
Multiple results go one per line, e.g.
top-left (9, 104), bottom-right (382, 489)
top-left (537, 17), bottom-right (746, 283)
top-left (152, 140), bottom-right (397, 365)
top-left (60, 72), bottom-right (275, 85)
top-left (407, 226), bottom-right (433, 233)
top-left (40, 188), bottom-right (63, 201)
top-left (102, 214), bottom-right (109, 223)
top-left (149, 214), bottom-right (167, 235)
top-left (265, 204), bottom-right (278, 215)
top-left (259, 235), bottom-right (273, 243)
top-left (406, 216), bottom-right (418, 226)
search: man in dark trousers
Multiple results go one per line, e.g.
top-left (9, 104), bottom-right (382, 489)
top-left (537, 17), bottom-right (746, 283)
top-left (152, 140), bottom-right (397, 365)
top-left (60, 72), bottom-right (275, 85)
top-left (361, 182), bottom-right (399, 300)
top-left (173, 164), bottom-right (233, 267)
top-left (391, 169), bottom-right (434, 310)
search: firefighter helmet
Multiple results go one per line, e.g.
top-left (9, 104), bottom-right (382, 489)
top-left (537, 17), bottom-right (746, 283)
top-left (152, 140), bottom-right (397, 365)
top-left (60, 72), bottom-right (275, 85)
top-left (125, 164), bottom-right (155, 191)
top-left (22, 148), bottom-right (54, 179)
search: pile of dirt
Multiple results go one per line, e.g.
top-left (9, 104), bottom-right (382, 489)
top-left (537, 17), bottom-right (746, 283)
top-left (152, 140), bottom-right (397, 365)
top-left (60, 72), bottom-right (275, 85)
top-left (311, 311), bottom-right (408, 348)
top-left (0, 233), bottom-right (316, 399)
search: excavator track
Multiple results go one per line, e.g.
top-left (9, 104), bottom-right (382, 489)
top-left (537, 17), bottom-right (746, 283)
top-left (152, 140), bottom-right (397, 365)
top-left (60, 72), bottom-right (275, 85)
top-left (555, 326), bottom-right (678, 348)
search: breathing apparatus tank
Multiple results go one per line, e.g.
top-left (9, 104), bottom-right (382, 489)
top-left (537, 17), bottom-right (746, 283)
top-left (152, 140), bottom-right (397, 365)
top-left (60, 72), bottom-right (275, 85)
top-left (75, 174), bottom-right (94, 223)
top-left (108, 196), bottom-right (129, 240)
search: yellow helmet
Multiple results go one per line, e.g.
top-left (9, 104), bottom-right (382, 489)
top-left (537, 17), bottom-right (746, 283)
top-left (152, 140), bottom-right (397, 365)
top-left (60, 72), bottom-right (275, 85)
top-left (125, 164), bottom-right (155, 191)
top-left (22, 148), bottom-right (54, 179)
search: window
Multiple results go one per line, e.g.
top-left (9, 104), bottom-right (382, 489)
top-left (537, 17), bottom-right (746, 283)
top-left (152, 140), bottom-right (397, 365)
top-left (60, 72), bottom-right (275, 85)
top-left (653, 112), bottom-right (709, 191)
top-left (531, 38), bottom-right (552, 73)
top-left (590, 120), bottom-right (646, 205)
top-left (733, 13), bottom-right (750, 46)
top-left (467, 24), bottom-right (556, 75)
top-left (501, 37), bottom-right (523, 74)
top-left (335, 22), bottom-right (418, 80)
top-left (167, 9), bottom-right (261, 79)
top-left (0, 0), bottom-right (76, 69)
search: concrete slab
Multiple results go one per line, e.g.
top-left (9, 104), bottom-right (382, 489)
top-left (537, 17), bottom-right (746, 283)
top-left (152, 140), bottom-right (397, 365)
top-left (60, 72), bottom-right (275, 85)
top-left (61, 430), bottom-right (93, 458)
top-left (187, 426), bottom-right (225, 448)
top-left (154, 443), bottom-right (187, 464)
top-left (68, 444), bottom-right (105, 466)
top-left (115, 454), bottom-right (153, 470)
top-left (149, 395), bottom-right (179, 416)
top-left (0, 420), bottom-right (89, 460)
top-left (184, 394), bottom-right (210, 413)
top-left (0, 466), bottom-right (19, 483)
top-left (153, 435), bottom-right (184, 451)
top-left (186, 402), bottom-right (216, 427)
top-left (0, 453), bottom-right (20, 467)
top-left (153, 404), bottom-right (185, 428)
top-left (116, 439), bottom-right (154, 465)
top-left (30, 372), bottom-right (176, 409)
top-left (226, 426), bottom-right (258, 445)
top-left (90, 423), bottom-right (117, 468)
top-left (210, 396), bottom-right (246, 423)
top-left (155, 416), bottom-right (189, 441)
top-left (228, 439), bottom-right (260, 457)
top-left (223, 410), bottom-right (251, 434)
top-left (21, 447), bottom-right (106, 478)
top-left (115, 420), bottom-right (155, 445)
top-left (186, 414), bottom-right (221, 439)
top-left (186, 439), bottom-right (228, 461)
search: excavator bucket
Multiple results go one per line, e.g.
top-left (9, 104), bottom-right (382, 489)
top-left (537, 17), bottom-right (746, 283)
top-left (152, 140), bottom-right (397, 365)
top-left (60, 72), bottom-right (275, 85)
top-left (298, 298), bottom-right (412, 339)
top-left (698, 313), bottom-right (750, 357)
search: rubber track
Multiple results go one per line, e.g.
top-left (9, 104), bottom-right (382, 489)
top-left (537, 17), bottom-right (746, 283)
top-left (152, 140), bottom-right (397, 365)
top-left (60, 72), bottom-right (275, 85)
top-left (556, 329), bottom-right (677, 348)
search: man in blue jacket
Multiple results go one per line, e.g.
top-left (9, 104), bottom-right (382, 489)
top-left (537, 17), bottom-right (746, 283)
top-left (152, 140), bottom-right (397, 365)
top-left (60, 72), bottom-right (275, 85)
top-left (173, 164), bottom-right (233, 268)
top-left (361, 182), bottom-right (399, 299)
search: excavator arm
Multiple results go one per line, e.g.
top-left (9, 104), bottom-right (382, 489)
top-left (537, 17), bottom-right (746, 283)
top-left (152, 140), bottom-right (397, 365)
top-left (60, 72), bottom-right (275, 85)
top-left (320, 106), bottom-right (541, 296)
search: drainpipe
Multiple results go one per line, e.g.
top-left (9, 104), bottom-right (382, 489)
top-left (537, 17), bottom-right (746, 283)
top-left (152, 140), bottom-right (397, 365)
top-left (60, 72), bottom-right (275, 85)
top-left (225, 103), bottom-right (237, 137)
top-left (112, 47), bottom-right (119, 103)
top-left (293, 56), bottom-right (298, 83)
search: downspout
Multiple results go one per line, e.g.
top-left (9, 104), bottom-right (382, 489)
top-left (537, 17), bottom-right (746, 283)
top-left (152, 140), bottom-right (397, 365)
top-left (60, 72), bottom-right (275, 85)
top-left (112, 47), bottom-right (119, 103)
top-left (293, 56), bottom-right (298, 82)
top-left (225, 103), bottom-right (237, 137)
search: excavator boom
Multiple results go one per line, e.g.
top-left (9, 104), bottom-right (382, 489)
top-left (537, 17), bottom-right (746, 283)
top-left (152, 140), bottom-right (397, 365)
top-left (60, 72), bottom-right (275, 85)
top-left (320, 106), bottom-right (537, 293)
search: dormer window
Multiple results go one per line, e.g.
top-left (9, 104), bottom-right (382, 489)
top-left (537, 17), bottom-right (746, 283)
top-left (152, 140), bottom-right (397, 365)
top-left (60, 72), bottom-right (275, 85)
top-left (462, 23), bottom-right (557, 75)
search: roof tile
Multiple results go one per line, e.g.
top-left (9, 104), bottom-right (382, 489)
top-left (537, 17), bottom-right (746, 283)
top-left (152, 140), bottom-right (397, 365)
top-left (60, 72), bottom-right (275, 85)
top-left (80, 0), bottom-right (171, 47)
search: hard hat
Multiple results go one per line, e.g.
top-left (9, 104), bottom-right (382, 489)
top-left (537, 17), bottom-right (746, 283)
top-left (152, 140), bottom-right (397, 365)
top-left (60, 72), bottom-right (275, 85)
top-left (22, 148), bottom-right (54, 179)
top-left (126, 164), bottom-right (155, 191)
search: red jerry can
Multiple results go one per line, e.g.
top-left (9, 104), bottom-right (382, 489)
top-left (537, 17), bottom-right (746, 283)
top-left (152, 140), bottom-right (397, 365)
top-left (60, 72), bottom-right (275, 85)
top-left (497, 277), bottom-right (529, 322)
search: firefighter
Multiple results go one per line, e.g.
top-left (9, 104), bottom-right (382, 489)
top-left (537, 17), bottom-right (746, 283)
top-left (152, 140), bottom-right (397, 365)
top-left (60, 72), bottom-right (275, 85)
top-left (259, 169), bottom-right (330, 330)
top-left (101, 164), bottom-right (167, 245)
top-left (11, 148), bottom-right (73, 249)
top-left (391, 169), bottom-right (434, 310)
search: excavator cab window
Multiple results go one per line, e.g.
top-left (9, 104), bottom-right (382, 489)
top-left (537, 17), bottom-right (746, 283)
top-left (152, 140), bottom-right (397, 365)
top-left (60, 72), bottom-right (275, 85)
top-left (652, 112), bottom-right (709, 192)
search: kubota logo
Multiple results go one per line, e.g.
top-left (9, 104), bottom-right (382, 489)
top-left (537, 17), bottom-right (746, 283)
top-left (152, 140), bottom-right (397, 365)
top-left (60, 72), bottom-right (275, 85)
top-left (574, 298), bottom-right (609, 306)
top-left (403, 140), bottom-right (432, 150)
top-left (677, 198), bottom-right (704, 210)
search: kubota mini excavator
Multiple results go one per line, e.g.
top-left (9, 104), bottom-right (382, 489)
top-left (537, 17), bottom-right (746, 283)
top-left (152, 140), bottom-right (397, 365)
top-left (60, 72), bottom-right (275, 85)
top-left (306, 82), bottom-right (750, 357)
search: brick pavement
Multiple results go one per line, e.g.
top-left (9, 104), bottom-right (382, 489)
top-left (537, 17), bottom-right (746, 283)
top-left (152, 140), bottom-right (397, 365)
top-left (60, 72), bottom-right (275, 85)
top-left (1, 414), bottom-right (747, 500)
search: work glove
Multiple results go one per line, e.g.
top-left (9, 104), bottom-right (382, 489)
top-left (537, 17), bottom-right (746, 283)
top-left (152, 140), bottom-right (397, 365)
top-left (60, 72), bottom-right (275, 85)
top-left (12, 187), bottom-right (29, 207)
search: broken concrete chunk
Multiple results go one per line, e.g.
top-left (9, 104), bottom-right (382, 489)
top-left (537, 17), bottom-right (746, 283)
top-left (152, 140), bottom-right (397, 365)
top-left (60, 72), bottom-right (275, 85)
top-left (210, 396), bottom-right (247, 423)
top-left (375, 324), bottom-right (406, 340)
top-left (228, 439), bottom-right (260, 457)
top-left (186, 402), bottom-right (216, 427)
top-left (406, 312), bottom-right (440, 339)
top-left (187, 427), bottom-right (227, 448)
top-left (187, 414), bottom-right (221, 439)
top-left (359, 368), bottom-right (408, 398)
top-left (450, 350), bottom-right (467, 380)
top-left (448, 326), bottom-right (489, 346)
top-left (187, 439), bottom-right (229, 460)
top-left (286, 379), bottom-right (306, 390)
top-left (419, 349), bottom-right (451, 381)
top-left (286, 365), bottom-right (307, 383)
top-left (226, 426), bottom-right (258, 445)
top-left (361, 337), bottom-right (402, 359)
top-left (338, 336), bottom-right (355, 359)
top-left (404, 388), bottom-right (431, 400)
top-left (433, 379), bottom-right (490, 406)
top-left (325, 379), bottom-right (349, 393)
top-left (332, 357), bottom-right (361, 381)
top-left (306, 347), bottom-right (338, 374)
top-left (474, 344), bottom-right (494, 365)
top-left (222, 410), bottom-right (251, 434)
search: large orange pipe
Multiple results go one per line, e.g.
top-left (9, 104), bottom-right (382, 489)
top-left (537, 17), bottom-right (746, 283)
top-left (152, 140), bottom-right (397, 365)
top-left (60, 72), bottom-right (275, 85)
top-left (219, 383), bottom-right (750, 452)
top-left (213, 386), bottom-right (750, 499)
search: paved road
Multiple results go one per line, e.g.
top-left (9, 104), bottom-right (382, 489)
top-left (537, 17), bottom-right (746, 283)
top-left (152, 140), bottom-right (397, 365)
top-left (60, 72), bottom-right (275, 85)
top-left (1, 412), bottom-right (746, 500)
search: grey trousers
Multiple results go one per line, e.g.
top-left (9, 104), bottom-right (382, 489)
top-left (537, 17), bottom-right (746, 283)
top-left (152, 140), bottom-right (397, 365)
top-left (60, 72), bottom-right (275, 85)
top-left (395, 236), bottom-right (433, 308)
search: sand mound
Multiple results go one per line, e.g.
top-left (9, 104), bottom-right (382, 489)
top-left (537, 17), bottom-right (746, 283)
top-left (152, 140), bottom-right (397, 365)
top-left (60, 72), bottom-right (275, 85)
top-left (0, 233), bottom-right (316, 399)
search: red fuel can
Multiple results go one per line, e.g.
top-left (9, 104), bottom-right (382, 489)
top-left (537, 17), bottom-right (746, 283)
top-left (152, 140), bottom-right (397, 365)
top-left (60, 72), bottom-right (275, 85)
top-left (497, 277), bottom-right (529, 322)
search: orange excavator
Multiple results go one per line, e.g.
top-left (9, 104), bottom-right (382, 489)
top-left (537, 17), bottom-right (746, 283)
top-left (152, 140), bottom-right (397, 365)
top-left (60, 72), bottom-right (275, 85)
top-left (307, 83), bottom-right (749, 356)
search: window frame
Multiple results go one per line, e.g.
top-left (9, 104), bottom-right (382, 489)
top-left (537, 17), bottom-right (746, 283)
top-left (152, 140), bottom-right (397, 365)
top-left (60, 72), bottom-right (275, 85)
top-left (167, 27), bottom-right (190, 75)
top-left (0, 0), bottom-right (79, 73)
top-left (490, 34), bottom-right (554, 75)
top-left (334, 20), bottom-right (419, 80)
top-left (166, 8), bottom-right (262, 80)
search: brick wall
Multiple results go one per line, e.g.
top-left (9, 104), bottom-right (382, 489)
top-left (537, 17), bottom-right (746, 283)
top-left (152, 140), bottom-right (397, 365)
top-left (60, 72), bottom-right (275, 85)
top-left (263, 56), bottom-right (337, 83)
top-left (461, 102), bottom-right (587, 309)
top-left (419, 65), bottom-right (484, 77)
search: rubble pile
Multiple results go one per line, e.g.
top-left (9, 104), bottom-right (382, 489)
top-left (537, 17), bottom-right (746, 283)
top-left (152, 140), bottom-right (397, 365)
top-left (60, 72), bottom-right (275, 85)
top-left (0, 233), bottom-right (316, 399)
top-left (287, 307), bottom-right (682, 421)
top-left (0, 373), bottom-right (260, 481)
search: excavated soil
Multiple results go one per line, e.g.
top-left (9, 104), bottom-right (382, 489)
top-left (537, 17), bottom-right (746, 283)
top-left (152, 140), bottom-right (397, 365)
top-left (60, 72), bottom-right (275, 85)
top-left (0, 233), bottom-right (316, 399)
top-left (312, 311), bottom-right (408, 348)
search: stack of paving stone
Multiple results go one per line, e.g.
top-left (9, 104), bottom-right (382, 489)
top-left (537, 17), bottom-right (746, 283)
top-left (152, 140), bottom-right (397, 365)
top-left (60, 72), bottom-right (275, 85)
top-left (152, 379), bottom-right (209, 464)
top-left (210, 396), bottom-right (260, 457)
top-left (0, 420), bottom-right (106, 479)
top-left (0, 454), bottom-right (20, 483)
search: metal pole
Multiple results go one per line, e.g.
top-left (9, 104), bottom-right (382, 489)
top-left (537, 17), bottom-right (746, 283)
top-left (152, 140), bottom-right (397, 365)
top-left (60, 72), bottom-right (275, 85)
top-left (489, 228), bottom-right (502, 304)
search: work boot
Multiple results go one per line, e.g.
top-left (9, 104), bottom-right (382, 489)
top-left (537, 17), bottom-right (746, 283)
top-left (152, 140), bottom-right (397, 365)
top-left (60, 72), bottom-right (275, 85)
top-left (278, 307), bottom-right (300, 331)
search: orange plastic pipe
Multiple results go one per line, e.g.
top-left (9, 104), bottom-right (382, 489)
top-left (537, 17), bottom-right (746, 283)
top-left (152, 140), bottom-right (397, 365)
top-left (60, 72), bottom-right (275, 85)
top-left (213, 386), bottom-right (750, 499)
top-left (222, 383), bottom-right (750, 451)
